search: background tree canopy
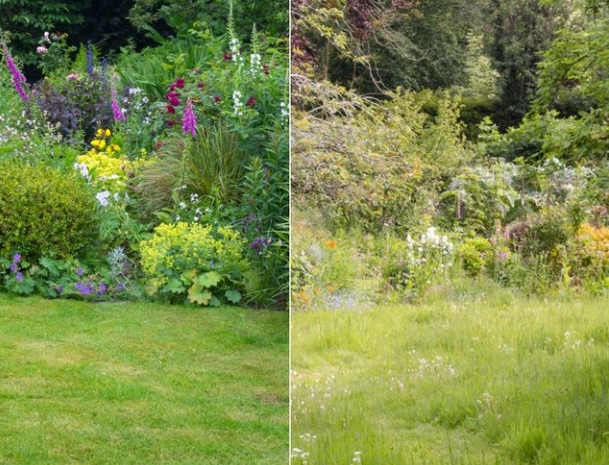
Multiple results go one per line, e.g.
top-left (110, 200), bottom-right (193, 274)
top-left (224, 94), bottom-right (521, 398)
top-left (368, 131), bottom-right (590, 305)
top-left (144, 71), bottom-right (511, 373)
top-left (0, 0), bottom-right (287, 79)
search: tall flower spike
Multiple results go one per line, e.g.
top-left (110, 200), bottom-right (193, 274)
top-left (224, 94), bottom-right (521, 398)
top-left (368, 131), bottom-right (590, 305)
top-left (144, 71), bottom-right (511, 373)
top-left (86, 44), bottom-right (94, 74)
top-left (2, 43), bottom-right (29, 102)
top-left (110, 87), bottom-right (126, 121)
top-left (183, 98), bottom-right (197, 136)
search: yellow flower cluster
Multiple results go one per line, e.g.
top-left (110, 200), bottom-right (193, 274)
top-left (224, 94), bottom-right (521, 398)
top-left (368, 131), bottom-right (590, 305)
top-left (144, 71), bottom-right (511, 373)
top-left (78, 128), bottom-right (148, 191)
top-left (140, 222), bottom-right (249, 290)
top-left (577, 223), bottom-right (609, 263)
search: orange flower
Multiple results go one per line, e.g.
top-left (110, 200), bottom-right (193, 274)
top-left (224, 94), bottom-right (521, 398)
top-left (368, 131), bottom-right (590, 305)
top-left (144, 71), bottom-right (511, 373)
top-left (325, 240), bottom-right (336, 249)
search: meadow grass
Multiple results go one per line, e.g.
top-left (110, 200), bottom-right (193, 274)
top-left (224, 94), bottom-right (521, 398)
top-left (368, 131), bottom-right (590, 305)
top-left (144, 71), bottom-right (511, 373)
top-left (0, 293), bottom-right (288, 465)
top-left (292, 280), bottom-right (609, 465)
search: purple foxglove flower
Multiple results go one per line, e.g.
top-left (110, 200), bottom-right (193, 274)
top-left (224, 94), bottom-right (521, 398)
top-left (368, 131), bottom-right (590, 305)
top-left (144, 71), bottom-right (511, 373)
top-left (111, 87), bottom-right (126, 121)
top-left (2, 43), bottom-right (29, 102)
top-left (182, 98), bottom-right (197, 136)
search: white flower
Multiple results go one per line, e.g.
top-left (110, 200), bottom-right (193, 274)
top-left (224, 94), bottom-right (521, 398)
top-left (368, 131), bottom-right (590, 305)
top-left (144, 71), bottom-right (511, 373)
top-left (96, 191), bottom-right (111, 207)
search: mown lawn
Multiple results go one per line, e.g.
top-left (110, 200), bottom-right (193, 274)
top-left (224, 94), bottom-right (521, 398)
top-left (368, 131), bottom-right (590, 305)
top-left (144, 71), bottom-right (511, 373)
top-left (292, 281), bottom-right (609, 465)
top-left (0, 294), bottom-right (288, 465)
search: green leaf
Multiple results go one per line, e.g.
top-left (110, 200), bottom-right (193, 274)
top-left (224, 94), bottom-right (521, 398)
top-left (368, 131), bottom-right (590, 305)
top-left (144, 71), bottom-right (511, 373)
top-left (225, 290), bottom-right (242, 304)
top-left (188, 284), bottom-right (212, 305)
top-left (196, 271), bottom-right (222, 288)
top-left (163, 277), bottom-right (186, 294)
top-left (209, 296), bottom-right (222, 307)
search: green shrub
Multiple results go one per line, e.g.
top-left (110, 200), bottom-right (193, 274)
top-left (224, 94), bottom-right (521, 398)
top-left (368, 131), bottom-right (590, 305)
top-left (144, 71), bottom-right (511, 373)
top-left (293, 88), bottom-right (471, 234)
top-left (0, 162), bottom-right (97, 259)
top-left (139, 222), bottom-right (250, 306)
top-left (458, 236), bottom-right (492, 277)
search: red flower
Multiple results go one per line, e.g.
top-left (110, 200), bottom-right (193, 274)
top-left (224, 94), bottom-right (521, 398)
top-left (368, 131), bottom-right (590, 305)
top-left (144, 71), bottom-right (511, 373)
top-left (156, 141), bottom-right (165, 148)
top-left (167, 119), bottom-right (177, 127)
top-left (197, 83), bottom-right (205, 88)
top-left (213, 96), bottom-right (221, 103)
top-left (169, 84), bottom-right (177, 91)
top-left (224, 53), bottom-right (233, 61)
top-left (175, 78), bottom-right (185, 88)
top-left (169, 97), bottom-right (180, 106)
top-left (263, 64), bottom-right (270, 75)
top-left (246, 96), bottom-right (256, 107)
top-left (167, 105), bottom-right (176, 114)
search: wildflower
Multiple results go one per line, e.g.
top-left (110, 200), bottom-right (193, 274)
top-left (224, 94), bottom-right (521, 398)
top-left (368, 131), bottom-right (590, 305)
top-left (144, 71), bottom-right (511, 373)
top-left (246, 96), bottom-right (256, 107)
top-left (105, 129), bottom-right (111, 137)
top-left (213, 96), bottom-right (221, 103)
top-left (169, 97), bottom-right (180, 106)
top-left (197, 83), bottom-right (205, 88)
top-left (175, 78), bottom-right (185, 89)
top-left (263, 63), bottom-right (270, 75)
top-left (36, 46), bottom-right (48, 55)
top-left (325, 240), bottom-right (336, 249)
top-left (155, 141), bottom-right (165, 149)
top-left (167, 105), bottom-right (176, 114)
top-left (57, 285), bottom-right (64, 295)
top-left (2, 43), bottom-right (29, 101)
top-left (43, 32), bottom-right (51, 44)
top-left (76, 268), bottom-right (84, 276)
top-left (224, 52), bottom-right (233, 61)
top-left (16, 272), bottom-right (23, 282)
top-left (116, 282), bottom-right (125, 292)
top-left (10, 263), bottom-right (18, 272)
top-left (13, 253), bottom-right (21, 263)
top-left (97, 283), bottom-right (107, 296)
top-left (183, 98), bottom-right (197, 136)
top-left (96, 190), bottom-right (111, 207)
top-left (110, 87), bottom-right (126, 121)
top-left (66, 73), bottom-right (79, 80)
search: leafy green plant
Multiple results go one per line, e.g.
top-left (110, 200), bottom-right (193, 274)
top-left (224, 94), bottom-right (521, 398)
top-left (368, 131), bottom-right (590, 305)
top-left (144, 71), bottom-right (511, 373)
top-left (139, 222), bottom-right (250, 306)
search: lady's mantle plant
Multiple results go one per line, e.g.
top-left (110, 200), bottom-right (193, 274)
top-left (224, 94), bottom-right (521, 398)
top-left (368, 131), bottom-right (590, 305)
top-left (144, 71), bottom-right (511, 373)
top-left (139, 222), bottom-right (250, 306)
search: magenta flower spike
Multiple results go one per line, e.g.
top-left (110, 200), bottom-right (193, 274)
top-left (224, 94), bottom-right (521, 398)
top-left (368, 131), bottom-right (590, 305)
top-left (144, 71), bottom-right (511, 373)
top-left (183, 98), bottom-right (197, 136)
top-left (2, 43), bottom-right (29, 102)
top-left (110, 87), bottom-right (126, 121)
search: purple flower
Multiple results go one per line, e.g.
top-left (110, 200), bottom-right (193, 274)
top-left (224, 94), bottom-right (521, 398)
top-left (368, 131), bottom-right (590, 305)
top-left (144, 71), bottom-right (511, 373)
top-left (116, 282), bottom-right (125, 292)
top-left (16, 272), bottom-right (23, 282)
top-left (1, 43), bottom-right (29, 102)
top-left (10, 263), bottom-right (18, 272)
top-left (12, 253), bottom-right (21, 263)
top-left (111, 87), bottom-right (126, 121)
top-left (86, 44), bottom-right (94, 74)
top-left (57, 285), bottom-right (64, 295)
top-left (183, 98), bottom-right (197, 136)
top-left (75, 282), bottom-right (92, 296)
top-left (76, 267), bottom-right (83, 276)
top-left (97, 283), bottom-right (107, 296)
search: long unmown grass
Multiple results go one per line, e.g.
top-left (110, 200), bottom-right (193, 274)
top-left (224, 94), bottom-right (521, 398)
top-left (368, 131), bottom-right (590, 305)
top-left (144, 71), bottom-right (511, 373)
top-left (292, 280), bottom-right (609, 465)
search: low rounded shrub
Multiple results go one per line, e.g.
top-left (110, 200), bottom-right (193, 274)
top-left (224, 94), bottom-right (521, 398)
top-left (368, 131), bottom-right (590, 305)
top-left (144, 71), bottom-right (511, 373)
top-left (0, 162), bottom-right (98, 259)
top-left (139, 222), bottom-right (250, 306)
